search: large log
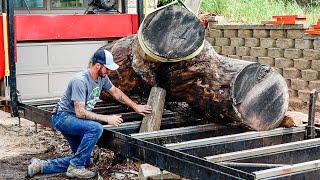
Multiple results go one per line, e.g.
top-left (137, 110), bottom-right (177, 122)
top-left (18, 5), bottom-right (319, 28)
top-left (101, 3), bottom-right (289, 131)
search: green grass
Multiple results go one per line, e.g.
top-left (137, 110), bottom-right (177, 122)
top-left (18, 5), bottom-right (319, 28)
top-left (199, 0), bottom-right (320, 25)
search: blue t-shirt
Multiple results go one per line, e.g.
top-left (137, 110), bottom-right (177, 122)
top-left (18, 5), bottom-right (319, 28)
top-left (57, 70), bottom-right (113, 113)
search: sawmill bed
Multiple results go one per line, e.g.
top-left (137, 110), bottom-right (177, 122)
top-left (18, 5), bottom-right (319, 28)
top-left (16, 98), bottom-right (320, 179)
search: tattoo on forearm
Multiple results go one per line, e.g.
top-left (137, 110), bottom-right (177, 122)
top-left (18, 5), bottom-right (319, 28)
top-left (117, 95), bottom-right (124, 103)
top-left (112, 88), bottom-right (136, 109)
top-left (74, 101), bottom-right (103, 121)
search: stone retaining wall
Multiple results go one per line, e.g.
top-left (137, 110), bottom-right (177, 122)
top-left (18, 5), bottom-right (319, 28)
top-left (205, 22), bottom-right (320, 107)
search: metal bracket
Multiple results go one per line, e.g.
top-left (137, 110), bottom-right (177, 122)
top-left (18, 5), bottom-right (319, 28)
top-left (306, 89), bottom-right (318, 139)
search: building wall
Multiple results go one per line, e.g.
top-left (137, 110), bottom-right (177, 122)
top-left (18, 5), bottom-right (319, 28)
top-left (205, 22), bottom-right (320, 107)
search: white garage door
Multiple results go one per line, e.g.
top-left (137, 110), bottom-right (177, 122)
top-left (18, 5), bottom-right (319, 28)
top-left (16, 41), bottom-right (108, 100)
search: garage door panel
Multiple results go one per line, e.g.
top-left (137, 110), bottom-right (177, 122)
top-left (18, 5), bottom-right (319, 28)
top-left (49, 43), bottom-right (105, 68)
top-left (17, 74), bottom-right (49, 99)
top-left (16, 41), bottom-right (108, 100)
top-left (49, 71), bottom-right (79, 94)
top-left (16, 45), bottom-right (48, 69)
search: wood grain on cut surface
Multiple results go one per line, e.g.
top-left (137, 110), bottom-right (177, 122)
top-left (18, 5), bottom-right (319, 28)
top-left (140, 6), bottom-right (205, 59)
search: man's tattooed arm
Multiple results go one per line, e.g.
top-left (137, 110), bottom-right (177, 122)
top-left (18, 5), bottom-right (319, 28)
top-left (108, 86), bottom-right (152, 116)
top-left (74, 101), bottom-right (107, 122)
top-left (117, 94), bottom-right (125, 103)
top-left (109, 86), bottom-right (138, 109)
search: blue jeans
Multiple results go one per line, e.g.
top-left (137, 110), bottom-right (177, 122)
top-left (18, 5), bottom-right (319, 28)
top-left (42, 110), bottom-right (103, 174)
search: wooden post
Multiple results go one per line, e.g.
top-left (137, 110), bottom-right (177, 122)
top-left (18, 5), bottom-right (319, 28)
top-left (139, 87), bottom-right (166, 133)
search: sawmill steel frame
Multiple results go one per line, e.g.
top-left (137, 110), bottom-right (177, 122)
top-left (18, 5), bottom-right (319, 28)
top-left (16, 97), bottom-right (320, 179)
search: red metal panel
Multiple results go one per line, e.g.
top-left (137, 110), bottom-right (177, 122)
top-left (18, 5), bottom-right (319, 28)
top-left (0, 14), bottom-right (139, 80)
top-left (0, 17), bottom-right (4, 80)
top-left (15, 14), bottom-right (139, 41)
top-left (131, 14), bottom-right (139, 34)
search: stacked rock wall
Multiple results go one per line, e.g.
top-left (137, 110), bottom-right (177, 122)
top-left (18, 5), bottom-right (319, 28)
top-left (206, 22), bottom-right (320, 106)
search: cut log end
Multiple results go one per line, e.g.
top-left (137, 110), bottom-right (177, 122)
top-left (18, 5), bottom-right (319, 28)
top-left (139, 5), bottom-right (205, 60)
top-left (231, 63), bottom-right (289, 130)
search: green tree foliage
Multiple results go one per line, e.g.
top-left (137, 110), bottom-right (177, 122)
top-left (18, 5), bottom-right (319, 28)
top-left (157, 0), bottom-right (319, 25)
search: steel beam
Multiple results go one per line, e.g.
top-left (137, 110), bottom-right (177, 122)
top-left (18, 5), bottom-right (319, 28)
top-left (165, 127), bottom-right (305, 157)
top-left (131, 123), bottom-right (246, 144)
top-left (254, 159), bottom-right (320, 179)
top-left (7, 0), bottom-right (19, 118)
top-left (92, 105), bottom-right (130, 114)
top-left (205, 138), bottom-right (320, 164)
top-left (18, 103), bottom-right (53, 128)
top-left (137, 0), bottom-right (144, 26)
top-left (103, 118), bottom-right (207, 135)
top-left (219, 162), bottom-right (287, 172)
top-left (121, 0), bottom-right (127, 13)
top-left (103, 129), bottom-right (255, 180)
top-left (131, 123), bottom-right (225, 139)
top-left (112, 110), bottom-right (178, 122)
top-left (22, 98), bottom-right (60, 106)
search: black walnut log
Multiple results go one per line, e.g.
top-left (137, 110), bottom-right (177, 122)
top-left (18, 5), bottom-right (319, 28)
top-left (139, 5), bottom-right (205, 60)
top-left (139, 87), bottom-right (166, 133)
top-left (100, 5), bottom-right (289, 131)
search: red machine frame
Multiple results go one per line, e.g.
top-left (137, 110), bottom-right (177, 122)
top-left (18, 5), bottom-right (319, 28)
top-left (0, 14), bottom-right (139, 80)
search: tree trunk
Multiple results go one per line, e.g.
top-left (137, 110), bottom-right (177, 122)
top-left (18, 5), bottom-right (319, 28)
top-left (100, 4), bottom-right (289, 131)
top-left (101, 36), bottom-right (289, 131)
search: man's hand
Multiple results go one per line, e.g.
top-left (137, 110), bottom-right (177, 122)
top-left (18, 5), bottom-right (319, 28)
top-left (134, 105), bottom-right (152, 116)
top-left (106, 115), bottom-right (123, 126)
top-left (108, 87), bottom-right (152, 116)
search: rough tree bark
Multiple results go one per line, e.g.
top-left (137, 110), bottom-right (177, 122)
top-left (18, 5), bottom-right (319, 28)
top-left (100, 4), bottom-right (289, 131)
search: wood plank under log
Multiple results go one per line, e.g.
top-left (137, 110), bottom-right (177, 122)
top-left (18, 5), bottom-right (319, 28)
top-left (139, 87), bottom-right (166, 133)
top-left (100, 4), bottom-right (289, 131)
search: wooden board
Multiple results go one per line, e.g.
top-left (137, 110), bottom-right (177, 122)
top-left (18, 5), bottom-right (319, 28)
top-left (139, 87), bottom-right (166, 133)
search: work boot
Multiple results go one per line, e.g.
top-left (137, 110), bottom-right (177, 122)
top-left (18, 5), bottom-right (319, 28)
top-left (27, 158), bottom-right (46, 177)
top-left (66, 164), bottom-right (96, 179)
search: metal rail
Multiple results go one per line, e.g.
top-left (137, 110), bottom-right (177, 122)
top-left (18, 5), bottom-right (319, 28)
top-left (165, 126), bottom-right (305, 157)
top-left (16, 91), bottom-right (320, 179)
top-left (206, 138), bottom-right (320, 163)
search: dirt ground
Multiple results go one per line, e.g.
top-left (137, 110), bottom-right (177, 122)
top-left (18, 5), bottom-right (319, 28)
top-left (0, 110), bottom-right (139, 179)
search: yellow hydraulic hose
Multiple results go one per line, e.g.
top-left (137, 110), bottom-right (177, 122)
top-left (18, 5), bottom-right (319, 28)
top-left (2, 13), bottom-right (9, 77)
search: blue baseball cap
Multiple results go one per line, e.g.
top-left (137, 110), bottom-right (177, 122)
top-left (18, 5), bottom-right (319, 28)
top-left (92, 49), bottom-right (119, 70)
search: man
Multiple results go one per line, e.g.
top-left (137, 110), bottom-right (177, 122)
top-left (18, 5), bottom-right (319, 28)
top-left (27, 49), bottom-right (152, 179)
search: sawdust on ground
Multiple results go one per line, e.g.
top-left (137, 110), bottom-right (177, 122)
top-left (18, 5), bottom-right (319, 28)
top-left (0, 110), bottom-right (60, 159)
top-left (0, 110), bottom-right (139, 179)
